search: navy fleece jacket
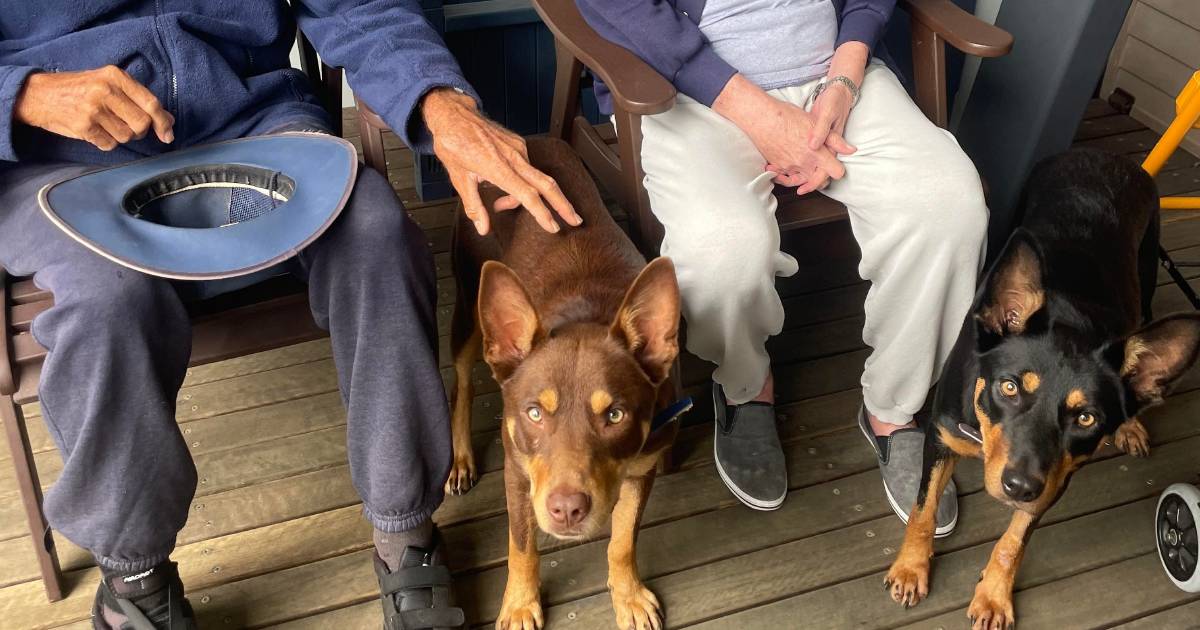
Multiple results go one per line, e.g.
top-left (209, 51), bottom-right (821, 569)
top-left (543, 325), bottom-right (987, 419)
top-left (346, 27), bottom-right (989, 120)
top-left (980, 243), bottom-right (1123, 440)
top-left (0, 1), bottom-right (477, 165)
top-left (575, 0), bottom-right (895, 114)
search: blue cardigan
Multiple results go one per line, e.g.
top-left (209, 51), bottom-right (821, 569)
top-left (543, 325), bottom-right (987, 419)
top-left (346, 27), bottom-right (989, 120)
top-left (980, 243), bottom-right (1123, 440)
top-left (0, 0), bottom-right (478, 165)
top-left (575, 0), bottom-right (896, 114)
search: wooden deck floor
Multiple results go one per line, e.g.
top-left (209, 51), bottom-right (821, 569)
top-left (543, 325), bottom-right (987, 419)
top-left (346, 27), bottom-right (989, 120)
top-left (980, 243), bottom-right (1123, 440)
top-left (2, 100), bottom-right (1200, 629)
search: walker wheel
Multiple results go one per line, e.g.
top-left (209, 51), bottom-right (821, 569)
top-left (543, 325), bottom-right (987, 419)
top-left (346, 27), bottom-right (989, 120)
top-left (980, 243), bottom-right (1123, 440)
top-left (1157, 483), bottom-right (1200, 592)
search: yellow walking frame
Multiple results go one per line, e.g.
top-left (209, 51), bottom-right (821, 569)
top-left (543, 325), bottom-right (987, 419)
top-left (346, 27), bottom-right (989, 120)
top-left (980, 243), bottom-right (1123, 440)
top-left (1143, 70), bottom-right (1200, 310)
top-left (1142, 70), bottom-right (1200, 200)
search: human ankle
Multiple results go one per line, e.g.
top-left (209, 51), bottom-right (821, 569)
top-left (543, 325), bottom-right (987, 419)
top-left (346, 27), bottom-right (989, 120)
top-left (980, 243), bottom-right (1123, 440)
top-left (732, 371), bottom-right (775, 405)
top-left (374, 520), bottom-right (435, 572)
top-left (98, 560), bottom-right (181, 627)
top-left (867, 411), bottom-right (916, 437)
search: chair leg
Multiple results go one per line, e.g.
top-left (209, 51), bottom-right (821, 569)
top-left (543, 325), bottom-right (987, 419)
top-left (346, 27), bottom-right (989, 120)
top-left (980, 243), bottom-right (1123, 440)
top-left (358, 105), bottom-right (389, 178)
top-left (613, 110), bottom-right (664, 258)
top-left (1, 395), bottom-right (64, 602)
top-left (549, 41), bottom-right (583, 143)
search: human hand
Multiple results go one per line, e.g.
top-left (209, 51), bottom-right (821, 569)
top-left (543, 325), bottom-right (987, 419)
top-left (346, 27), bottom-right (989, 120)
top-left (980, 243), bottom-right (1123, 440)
top-left (808, 40), bottom-right (869, 153)
top-left (713, 74), bottom-right (846, 196)
top-left (422, 87), bottom-right (581, 235)
top-left (806, 80), bottom-right (856, 154)
top-left (769, 80), bottom-right (857, 194)
top-left (14, 66), bottom-right (174, 151)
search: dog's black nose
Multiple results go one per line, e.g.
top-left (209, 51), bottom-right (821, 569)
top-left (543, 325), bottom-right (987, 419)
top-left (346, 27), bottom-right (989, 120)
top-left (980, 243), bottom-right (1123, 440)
top-left (1001, 469), bottom-right (1044, 503)
top-left (547, 490), bottom-right (591, 527)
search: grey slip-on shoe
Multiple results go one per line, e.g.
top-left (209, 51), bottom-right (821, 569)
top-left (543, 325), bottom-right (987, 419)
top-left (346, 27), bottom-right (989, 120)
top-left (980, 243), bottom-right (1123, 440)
top-left (858, 406), bottom-right (958, 537)
top-left (713, 383), bottom-right (788, 511)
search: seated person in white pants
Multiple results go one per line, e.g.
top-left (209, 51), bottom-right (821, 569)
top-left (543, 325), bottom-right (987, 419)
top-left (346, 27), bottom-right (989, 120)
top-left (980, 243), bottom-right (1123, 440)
top-left (578, 0), bottom-right (986, 531)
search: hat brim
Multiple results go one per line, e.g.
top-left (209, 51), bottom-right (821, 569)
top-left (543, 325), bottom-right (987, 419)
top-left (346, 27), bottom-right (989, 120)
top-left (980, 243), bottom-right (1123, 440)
top-left (38, 132), bottom-right (358, 281)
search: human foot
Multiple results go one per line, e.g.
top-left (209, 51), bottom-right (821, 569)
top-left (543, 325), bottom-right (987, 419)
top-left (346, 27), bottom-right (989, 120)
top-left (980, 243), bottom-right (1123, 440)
top-left (857, 406), bottom-right (958, 537)
top-left (714, 382), bottom-right (786, 510)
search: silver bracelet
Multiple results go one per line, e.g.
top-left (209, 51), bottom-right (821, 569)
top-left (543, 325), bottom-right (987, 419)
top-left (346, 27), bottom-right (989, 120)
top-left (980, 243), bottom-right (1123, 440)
top-left (808, 75), bottom-right (860, 108)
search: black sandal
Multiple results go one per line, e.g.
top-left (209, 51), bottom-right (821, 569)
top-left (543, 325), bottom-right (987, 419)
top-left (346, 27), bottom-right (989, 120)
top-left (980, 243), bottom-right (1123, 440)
top-left (374, 530), bottom-right (465, 630)
top-left (91, 561), bottom-right (197, 630)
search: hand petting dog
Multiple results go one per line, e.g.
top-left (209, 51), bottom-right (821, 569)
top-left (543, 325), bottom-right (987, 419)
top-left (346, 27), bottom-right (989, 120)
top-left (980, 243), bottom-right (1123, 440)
top-left (423, 87), bottom-right (582, 236)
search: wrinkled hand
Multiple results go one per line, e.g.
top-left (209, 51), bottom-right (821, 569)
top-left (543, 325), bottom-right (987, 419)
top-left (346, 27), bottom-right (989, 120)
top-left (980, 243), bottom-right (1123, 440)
top-left (14, 65), bottom-right (174, 151)
top-left (423, 88), bottom-right (581, 235)
top-left (713, 74), bottom-right (847, 196)
top-left (806, 81), bottom-right (856, 154)
top-left (753, 97), bottom-right (847, 196)
top-left (766, 83), bottom-right (858, 193)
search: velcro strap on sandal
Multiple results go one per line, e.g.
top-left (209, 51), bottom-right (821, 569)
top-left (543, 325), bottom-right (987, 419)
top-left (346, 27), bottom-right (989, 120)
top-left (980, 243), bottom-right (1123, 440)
top-left (379, 564), bottom-right (453, 595)
top-left (397, 606), bottom-right (467, 630)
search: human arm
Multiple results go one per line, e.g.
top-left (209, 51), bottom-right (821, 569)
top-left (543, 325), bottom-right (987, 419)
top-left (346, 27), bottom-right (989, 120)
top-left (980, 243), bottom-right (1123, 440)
top-left (295, 0), bottom-right (579, 234)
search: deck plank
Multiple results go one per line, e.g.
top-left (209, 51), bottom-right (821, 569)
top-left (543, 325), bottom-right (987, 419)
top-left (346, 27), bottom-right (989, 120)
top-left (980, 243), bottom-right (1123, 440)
top-left (692, 498), bottom-right (1158, 630)
top-left (1112, 598), bottom-right (1200, 629)
top-left (899, 553), bottom-right (1200, 630)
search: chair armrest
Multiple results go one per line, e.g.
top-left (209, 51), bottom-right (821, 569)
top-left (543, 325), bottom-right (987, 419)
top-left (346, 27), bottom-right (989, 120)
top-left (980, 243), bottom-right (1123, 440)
top-left (900, 0), bottom-right (1013, 58)
top-left (357, 100), bottom-right (389, 132)
top-left (531, 0), bottom-right (676, 116)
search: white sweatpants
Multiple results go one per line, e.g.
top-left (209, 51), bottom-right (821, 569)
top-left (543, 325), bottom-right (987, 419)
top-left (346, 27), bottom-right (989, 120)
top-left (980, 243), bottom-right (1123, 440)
top-left (639, 62), bottom-right (987, 422)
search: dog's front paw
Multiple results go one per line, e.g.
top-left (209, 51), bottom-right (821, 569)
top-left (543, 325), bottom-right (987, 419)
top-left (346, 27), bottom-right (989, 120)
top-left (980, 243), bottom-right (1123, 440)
top-left (1113, 418), bottom-right (1150, 458)
top-left (496, 595), bottom-right (543, 630)
top-left (445, 451), bottom-right (478, 496)
top-left (968, 578), bottom-right (1015, 630)
top-left (883, 557), bottom-right (930, 608)
top-left (611, 583), bottom-right (662, 630)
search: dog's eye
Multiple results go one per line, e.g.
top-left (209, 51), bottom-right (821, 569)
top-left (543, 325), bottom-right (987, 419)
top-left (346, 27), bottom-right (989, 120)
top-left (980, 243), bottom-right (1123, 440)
top-left (606, 408), bottom-right (625, 424)
top-left (1075, 412), bottom-right (1096, 428)
top-left (526, 406), bottom-right (542, 422)
top-left (999, 379), bottom-right (1019, 397)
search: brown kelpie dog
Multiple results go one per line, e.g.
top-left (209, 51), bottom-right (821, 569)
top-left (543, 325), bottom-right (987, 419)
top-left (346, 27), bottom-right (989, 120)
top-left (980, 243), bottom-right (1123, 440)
top-left (447, 137), bottom-right (681, 630)
top-left (884, 149), bottom-right (1200, 629)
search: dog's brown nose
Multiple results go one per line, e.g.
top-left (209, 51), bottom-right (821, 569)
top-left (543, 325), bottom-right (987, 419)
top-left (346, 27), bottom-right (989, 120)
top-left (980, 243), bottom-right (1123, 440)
top-left (547, 489), bottom-right (591, 527)
top-left (1001, 469), bottom-right (1044, 503)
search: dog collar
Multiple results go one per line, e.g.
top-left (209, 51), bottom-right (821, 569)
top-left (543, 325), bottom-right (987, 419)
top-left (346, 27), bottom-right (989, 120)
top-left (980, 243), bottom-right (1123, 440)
top-left (38, 132), bottom-right (357, 280)
top-left (650, 397), bottom-right (693, 435)
top-left (957, 422), bottom-right (984, 445)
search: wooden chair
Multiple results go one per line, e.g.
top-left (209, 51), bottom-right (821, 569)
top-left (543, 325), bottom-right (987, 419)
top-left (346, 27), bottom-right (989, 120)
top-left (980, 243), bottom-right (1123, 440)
top-left (0, 28), bottom-right (354, 603)
top-left (530, 0), bottom-right (1014, 255)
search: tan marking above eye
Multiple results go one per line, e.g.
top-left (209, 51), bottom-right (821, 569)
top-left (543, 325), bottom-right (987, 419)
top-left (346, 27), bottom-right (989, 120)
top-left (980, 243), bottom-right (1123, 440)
top-left (590, 390), bottom-right (613, 415)
top-left (537, 389), bottom-right (558, 414)
top-left (1075, 412), bottom-right (1096, 428)
top-left (1066, 389), bottom-right (1087, 409)
top-left (1000, 379), bottom-right (1019, 397)
top-left (1021, 372), bottom-right (1041, 393)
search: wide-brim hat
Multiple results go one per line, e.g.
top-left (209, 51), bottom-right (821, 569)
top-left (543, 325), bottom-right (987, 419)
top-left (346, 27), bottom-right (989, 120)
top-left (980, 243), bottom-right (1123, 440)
top-left (38, 132), bottom-right (358, 281)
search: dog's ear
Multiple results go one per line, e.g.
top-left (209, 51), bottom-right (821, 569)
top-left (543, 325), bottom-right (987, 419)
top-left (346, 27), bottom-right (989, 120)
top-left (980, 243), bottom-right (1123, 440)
top-left (1114, 313), bottom-right (1200, 409)
top-left (478, 261), bottom-right (542, 382)
top-left (611, 257), bottom-right (681, 385)
top-left (974, 229), bottom-right (1046, 345)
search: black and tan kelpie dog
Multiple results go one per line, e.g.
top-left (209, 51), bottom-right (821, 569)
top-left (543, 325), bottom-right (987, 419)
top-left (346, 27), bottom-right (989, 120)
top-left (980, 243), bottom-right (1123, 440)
top-left (447, 137), bottom-right (681, 630)
top-left (884, 148), bottom-right (1200, 629)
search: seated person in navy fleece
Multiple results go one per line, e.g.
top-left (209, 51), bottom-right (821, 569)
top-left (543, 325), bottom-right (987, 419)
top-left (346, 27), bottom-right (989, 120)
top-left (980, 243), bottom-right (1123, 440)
top-left (577, 0), bottom-right (981, 533)
top-left (0, 1), bottom-right (579, 628)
